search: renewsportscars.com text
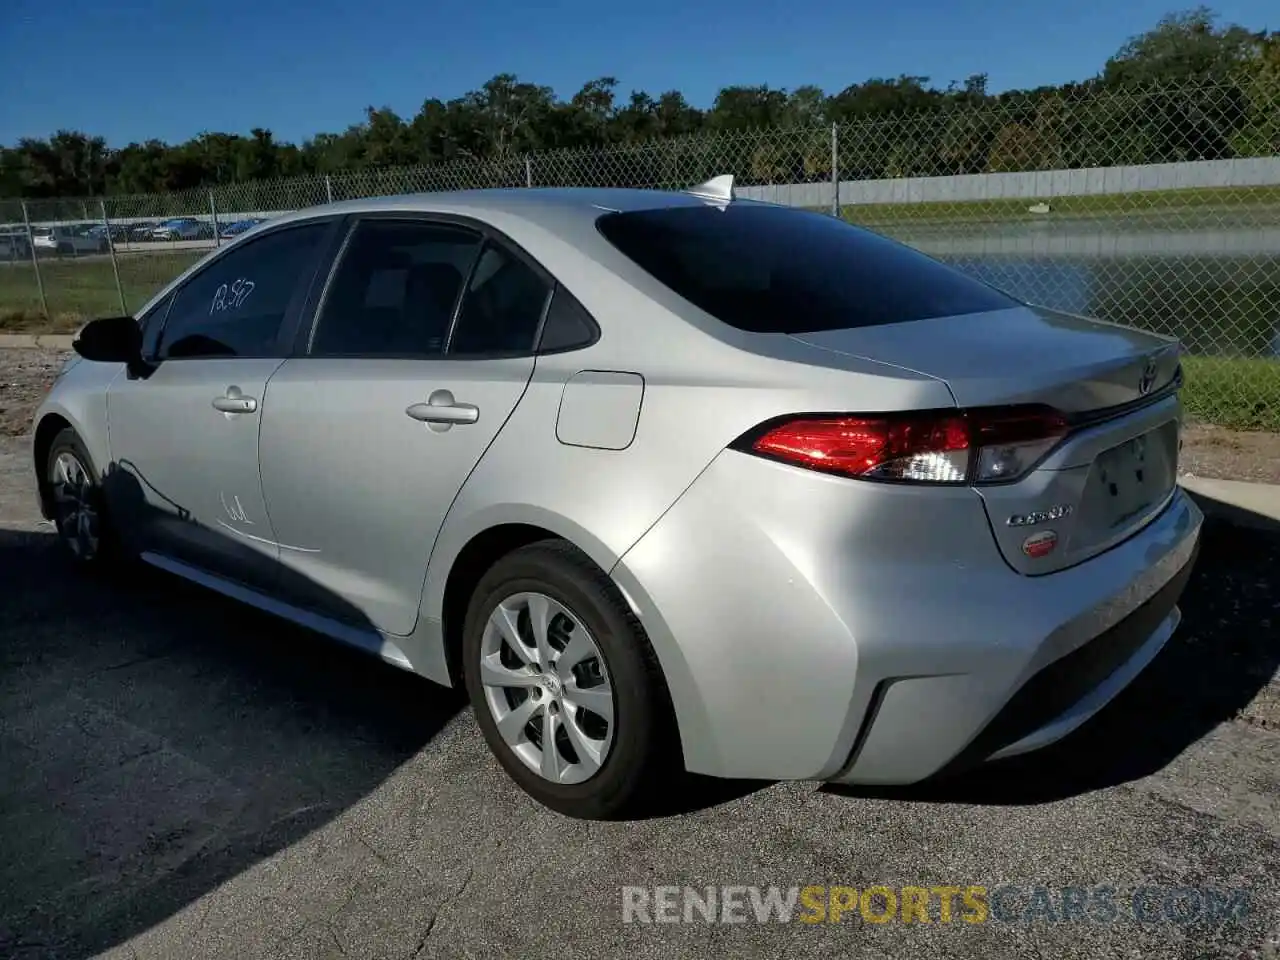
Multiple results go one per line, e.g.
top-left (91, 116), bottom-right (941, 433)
top-left (621, 884), bottom-right (1252, 925)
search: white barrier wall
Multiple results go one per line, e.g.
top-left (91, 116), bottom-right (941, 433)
top-left (737, 156), bottom-right (1280, 208)
top-left (14, 155), bottom-right (1280, 232)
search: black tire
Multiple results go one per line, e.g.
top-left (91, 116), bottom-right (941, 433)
top-left (462, 540), bottom-right (678, 820)
top-left (45, 427), bottom-right (117, 568)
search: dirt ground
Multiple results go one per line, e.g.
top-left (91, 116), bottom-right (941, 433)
top-left (1179, 423), bottom-right (1280, 484)
top-left (4, 347), bottom-right (1280, 484)
top-left (0, 349), bottom-right (64, 438)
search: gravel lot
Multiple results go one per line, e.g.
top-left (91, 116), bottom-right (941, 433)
top-left (1, 354), bottom-right (1280, 960)
top-left (0, 349), bottom-right (64, 438)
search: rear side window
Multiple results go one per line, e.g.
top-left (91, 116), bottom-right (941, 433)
top-left (310, 220), bottom-right (482, 357)
top-left (537, 285), bottom-right (598, 353)
top-left (448, 241), bottom-right (551, 356)
top-left (596, 204), bottom-right (1017, 334)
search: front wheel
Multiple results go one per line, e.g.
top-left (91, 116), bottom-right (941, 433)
top-left (46, 428), bottom-right (113, 566)
top-left (462, 540), bottom-right (677, 819)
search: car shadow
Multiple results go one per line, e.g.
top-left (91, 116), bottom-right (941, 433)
top-left (0, 467), bottom-right (467, 959)
top-left (823, 511), bottom-right (1280, 806)
top-left (1, 459), bottom-right (762, 956)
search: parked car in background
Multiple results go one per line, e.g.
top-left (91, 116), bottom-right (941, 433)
top-left (219, 217), bottom-right (267, 239)
top-left (36, 180), bottom-right (1201, 820)
top-left (124, 221), bottom-right (159, 241)
top-left (86, 223), bottom-right (129, 244)
top-left (31, 224), bottom-right (109, 255)
top-left (150, 218), bottom-right (212, 241)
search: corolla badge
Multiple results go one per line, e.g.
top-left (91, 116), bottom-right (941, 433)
top-left (1138, 357), bottom-right (1159, 395)
top-left (1007, 504), bottom-right (1072, 527)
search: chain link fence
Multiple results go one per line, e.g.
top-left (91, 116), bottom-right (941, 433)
top-left (2, 80), bottom-right (1278, 427)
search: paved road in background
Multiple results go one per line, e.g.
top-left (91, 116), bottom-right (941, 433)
top-left (1, 434), bottom-right (1278, 959)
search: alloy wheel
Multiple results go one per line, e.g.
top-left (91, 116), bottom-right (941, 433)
top-left (479, 591), bottom-right (614, 785)
top-left (50, 451), bottom-right (100, 560)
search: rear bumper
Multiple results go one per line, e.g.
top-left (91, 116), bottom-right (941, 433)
top-left (612, 450), bottom-right (1203, 783)
top-left (934, 538), bottom-right (1196, 773)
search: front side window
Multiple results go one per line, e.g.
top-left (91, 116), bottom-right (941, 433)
top-left (596, 204), bottom-right (1018, 334)
top-left (157, 223), bottom-right (328, 360)
top-left (310, 220), bottom-right (482, 357)
top-left (139, 293), bottom-right (174, 359)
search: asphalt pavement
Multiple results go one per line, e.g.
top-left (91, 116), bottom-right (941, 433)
top-left (1, 435), bottom-right (1278, 959)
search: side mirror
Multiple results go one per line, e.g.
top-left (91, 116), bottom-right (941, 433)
top-left (73, 315), bottom-right (152, 377)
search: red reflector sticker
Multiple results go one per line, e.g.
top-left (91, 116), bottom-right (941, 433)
top-left (1021, 530), bottom-right (1058, 559)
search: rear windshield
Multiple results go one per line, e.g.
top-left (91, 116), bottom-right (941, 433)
top-left (596, 203), bottom-right (1017, 334)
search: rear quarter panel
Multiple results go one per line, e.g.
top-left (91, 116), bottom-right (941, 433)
top-left (417, 245), bottom-right (957, 667)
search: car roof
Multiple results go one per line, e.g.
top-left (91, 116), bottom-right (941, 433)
top-left (269, 185), bottom-right (768, 241)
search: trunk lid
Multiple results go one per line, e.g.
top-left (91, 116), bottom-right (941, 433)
top-left (790, 305), bottom-right (1184, 574)
top-left (789, 304), bottom-right (1181, 414)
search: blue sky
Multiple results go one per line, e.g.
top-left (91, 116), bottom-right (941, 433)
top-left (2, 0), bottom-right (1274, 146)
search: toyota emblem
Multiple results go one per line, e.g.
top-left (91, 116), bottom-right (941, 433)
top-left (1138, 358), bottom-right (1158, 396)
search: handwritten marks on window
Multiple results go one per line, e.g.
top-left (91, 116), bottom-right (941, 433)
top-left (210, 277), bottom-right (256, 316)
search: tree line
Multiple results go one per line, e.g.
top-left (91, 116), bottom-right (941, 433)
top-left (2, 6), bottom-right (1277, 200)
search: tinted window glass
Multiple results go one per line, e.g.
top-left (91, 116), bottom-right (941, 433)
top-left (157, 224), bottom-right (327, 359)
top-left (538, 285), bottom-right (597, 352)
top-left (139, 293), bottom-right (174, 359)
top-left (311, 220), bottom-right (481, 357)
top-left (596, 204), bottom-right (1017, 334)
top-left (449, 242), bottom-right (550, 356)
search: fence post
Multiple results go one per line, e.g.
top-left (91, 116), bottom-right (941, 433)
top-left (525, 157), bottom-right (533, 188)
top-left (100, 200), bottom-right (127, 315)
top-left (830, 122), bottom-right (839, 218)
top-left (209, 191), bottom-right (221, 248)
top-left (325, 175), bottom-right (334, 204)
top-left (20, 202), bottom-right (48, 321)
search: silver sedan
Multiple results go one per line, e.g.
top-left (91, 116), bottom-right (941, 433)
top-left (33, 178), bottom-right (1202, 819)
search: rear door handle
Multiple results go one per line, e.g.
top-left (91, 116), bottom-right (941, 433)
top-left (212, 387), bottom-right (257, 414)
top-left (405, 401), bottom-right (479, 425)
top-left (406, 389), bottom-right (479, 426)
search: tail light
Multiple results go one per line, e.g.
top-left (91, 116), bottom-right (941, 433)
top-left (736, 405), bottom-right (1069, 485)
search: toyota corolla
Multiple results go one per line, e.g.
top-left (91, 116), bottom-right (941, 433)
top-left (33, 178), bottom-right (1201, 819)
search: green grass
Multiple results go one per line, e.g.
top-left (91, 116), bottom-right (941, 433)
top-left (0, 252), bottom-right (202, 333)
top-left (840, 184), bottom-right (1280, 227)
top-left (1181, 355), bottom-right (1280, 431)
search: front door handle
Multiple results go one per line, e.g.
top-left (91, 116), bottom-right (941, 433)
top-left (406, 389), bottom-right (479, 426)
top-left (212, 387), bottom-right (257, 415)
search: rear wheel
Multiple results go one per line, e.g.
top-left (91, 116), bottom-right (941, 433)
top-left (46, 428), bottom-right (113, 566)
top-left (462, 540), bottom-right (676, 819)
